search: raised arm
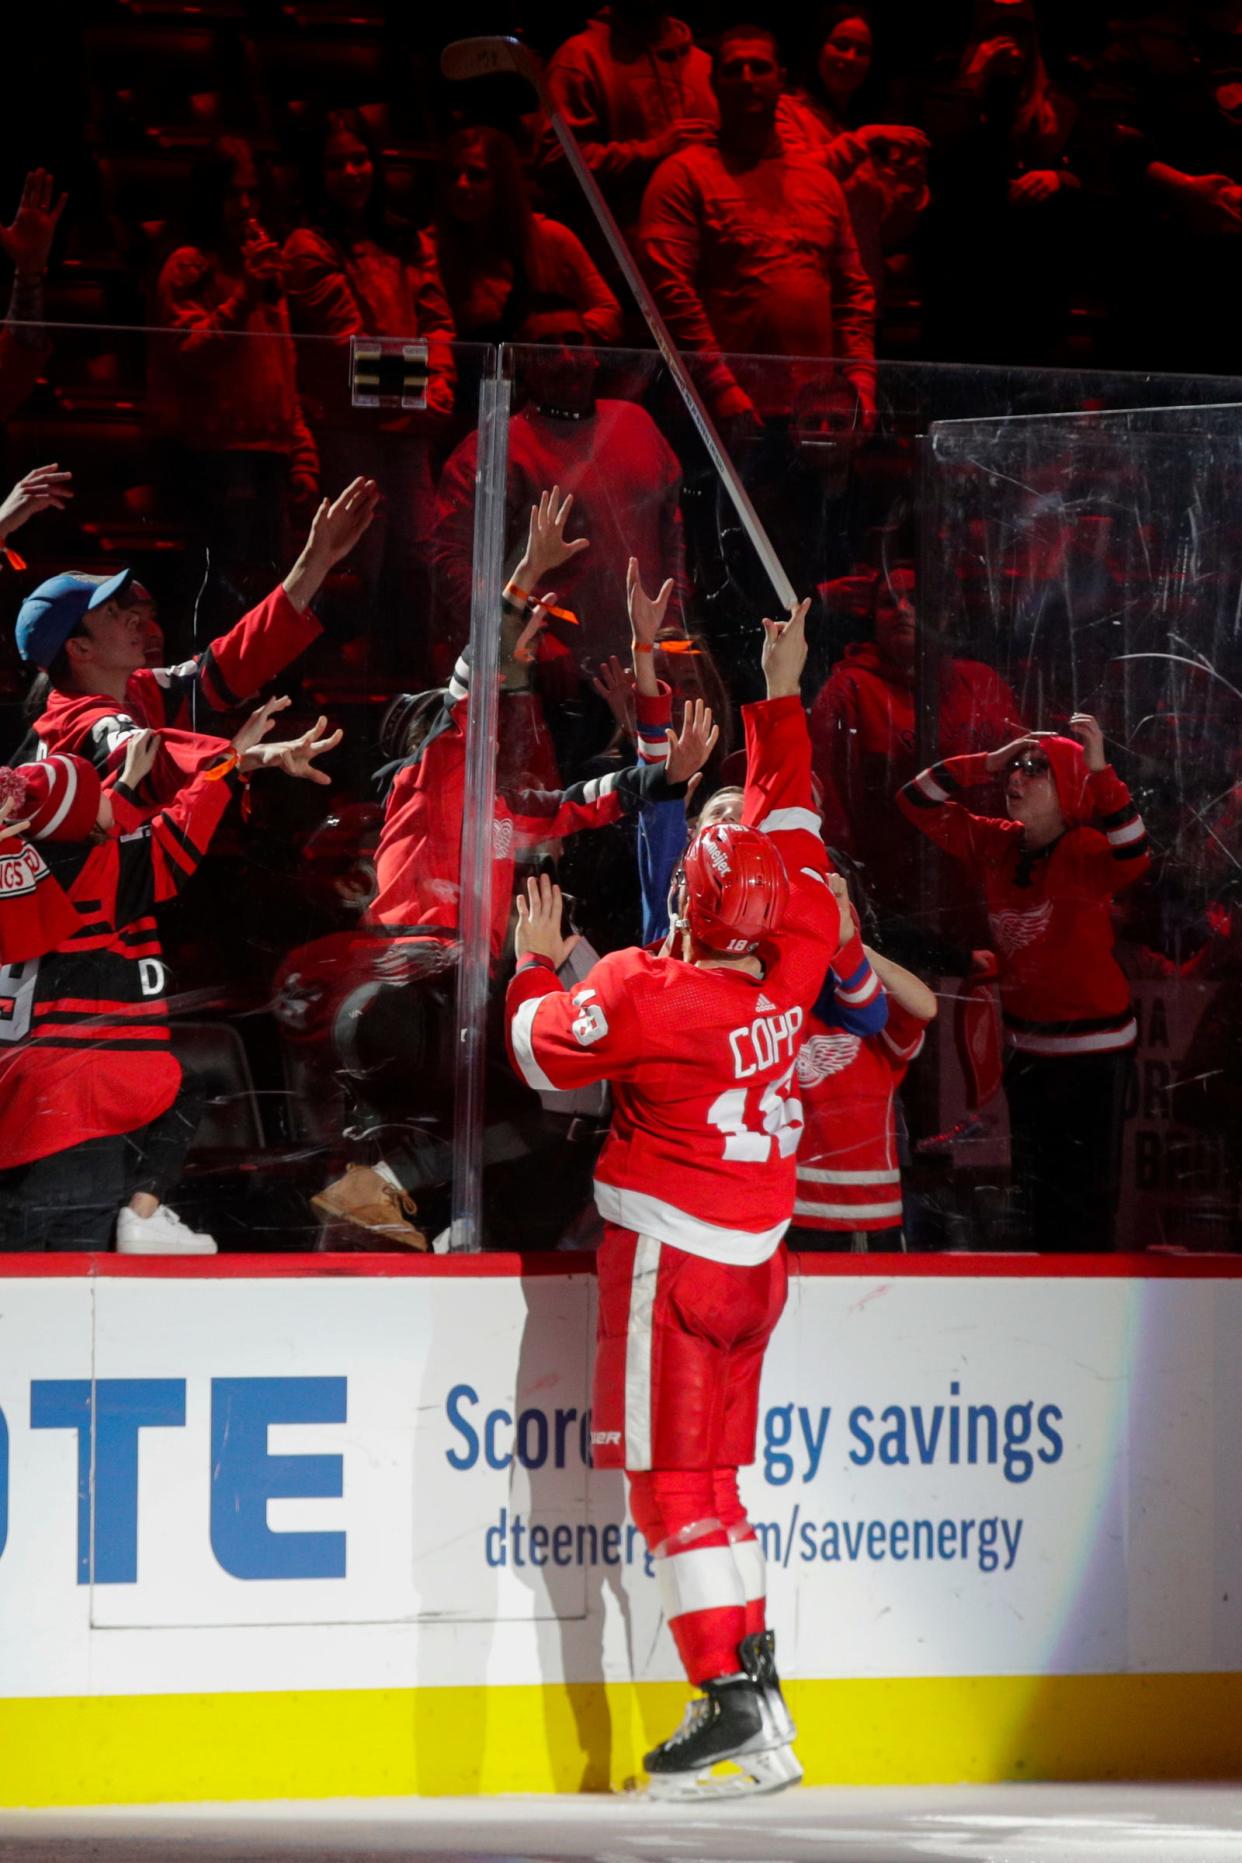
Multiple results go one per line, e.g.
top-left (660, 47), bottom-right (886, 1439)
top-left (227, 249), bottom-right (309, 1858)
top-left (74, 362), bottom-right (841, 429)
top-left (148, 479), bottom-right (378, 722)
top-left (866, 945), bottom-right (938, 1025)
top-left (0, 464), bottom-right (73, 556)
top-left (813, 873), bottom-right (887, 1035)
top-left (742, 599), bottom-right (820, 831)
top-left (507, 877), bottom-right (641, 1092)
top-left (508, 698), bottom-right (715, 847)
top-left (1066, 712), bottom-right (1151, 896)
top-left (109, 706), bottom-right (344, 924)
top-left (895, 737), bottom-right (1028, 868)
top-left (499, 484), bottom-right (592, 680)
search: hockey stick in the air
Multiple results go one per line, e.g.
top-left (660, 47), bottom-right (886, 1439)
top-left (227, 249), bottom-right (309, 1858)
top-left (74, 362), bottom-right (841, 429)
top-left (441, 34), bottom-right (798, 612)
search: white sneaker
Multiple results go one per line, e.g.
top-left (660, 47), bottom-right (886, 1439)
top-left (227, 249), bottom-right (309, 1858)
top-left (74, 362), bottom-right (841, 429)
top-left (115, 1205), bottom-right (218, 1256)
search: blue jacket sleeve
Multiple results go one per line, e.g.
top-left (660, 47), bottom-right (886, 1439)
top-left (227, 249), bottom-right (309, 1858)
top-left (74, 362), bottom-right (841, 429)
top-left (812, 938), bottom-right (889, 1035)
top-left (638, 799), bottom-right (689, 945)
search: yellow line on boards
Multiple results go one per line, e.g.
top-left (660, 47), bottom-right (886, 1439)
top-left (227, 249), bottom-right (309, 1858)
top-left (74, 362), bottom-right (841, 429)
top-left (2, 1674), bottom-right (1242, 1806)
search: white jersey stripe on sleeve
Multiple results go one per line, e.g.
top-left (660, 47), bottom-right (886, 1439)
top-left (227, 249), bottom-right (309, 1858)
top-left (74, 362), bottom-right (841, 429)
top-left (624, 1235), bottom-right (661, 1472)
top-left (509, 994), bottom-right (558, 1092)
top-left (915, 770), bottom-right (950, 803)
top-left (836, 970), bottom-right (880, 1006)
top-left (758, 806), bottom-right (822, 836)
top-left (1107, 817), bottom-right (1146, 846)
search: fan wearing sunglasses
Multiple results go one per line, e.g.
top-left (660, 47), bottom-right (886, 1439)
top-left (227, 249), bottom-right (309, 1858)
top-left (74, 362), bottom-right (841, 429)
top-left (896, 713), bottom-right (1150, 1251)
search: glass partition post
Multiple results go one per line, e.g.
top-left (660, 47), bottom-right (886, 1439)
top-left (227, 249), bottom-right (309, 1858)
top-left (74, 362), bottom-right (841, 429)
top-left (448, 364), bottom-right (512, 1252)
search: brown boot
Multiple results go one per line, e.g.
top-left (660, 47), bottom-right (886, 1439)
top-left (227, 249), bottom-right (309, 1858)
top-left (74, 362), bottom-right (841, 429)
top-left (310, 1165), bottom-right (428, 1250)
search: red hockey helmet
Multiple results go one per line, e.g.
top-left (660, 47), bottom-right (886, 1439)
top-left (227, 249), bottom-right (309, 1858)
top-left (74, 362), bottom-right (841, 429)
top-left (681, 821), bottom-right (789, 955)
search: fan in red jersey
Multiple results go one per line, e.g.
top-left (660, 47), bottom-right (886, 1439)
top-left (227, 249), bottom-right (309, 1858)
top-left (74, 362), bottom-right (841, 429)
top-left (788, 882), bottom-right (938, 1251)
top-left (13, 477), bottom-right (378, 812)
top-left (0, 706), bottom-right (342, 1254)
top-left (897, 714), bottom-right (1151, 1250)
top-left (506, 600), bottom-right (844, 1799)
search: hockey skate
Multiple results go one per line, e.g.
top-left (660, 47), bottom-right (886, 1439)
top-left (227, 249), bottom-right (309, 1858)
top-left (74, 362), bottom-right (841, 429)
top-left (739, 1629), bottom-right (803, 1786)
top-left (642, 1672), bottom-right (799, 1800)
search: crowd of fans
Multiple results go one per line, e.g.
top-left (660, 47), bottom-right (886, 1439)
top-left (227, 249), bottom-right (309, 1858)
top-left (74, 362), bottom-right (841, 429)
top-left (2, 1), bottom-right (1242, 1254)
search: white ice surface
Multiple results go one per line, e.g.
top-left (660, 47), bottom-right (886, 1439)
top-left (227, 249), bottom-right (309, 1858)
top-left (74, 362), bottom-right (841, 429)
top-left (2, 1786), bottom-right (1242, 1861)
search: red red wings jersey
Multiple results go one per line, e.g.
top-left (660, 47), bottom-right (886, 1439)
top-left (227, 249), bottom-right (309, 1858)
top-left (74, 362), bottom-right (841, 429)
top-left (897, 752), bottom-right (1151, 1055)
top-left (794, 1000), bottom-right (927, 1232)
top-left (506, 697), bottom-right (842, 1263)
top-left (0, 766), bottom-right (243, 1167)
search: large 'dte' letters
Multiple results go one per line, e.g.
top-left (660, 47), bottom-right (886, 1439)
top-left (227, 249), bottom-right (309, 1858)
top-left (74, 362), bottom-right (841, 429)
top-left (8, 1375), bottom-right (348, 1583)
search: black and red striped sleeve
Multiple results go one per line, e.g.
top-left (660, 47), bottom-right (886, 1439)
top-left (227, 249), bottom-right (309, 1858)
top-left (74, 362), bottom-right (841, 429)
top-left (140, 583), bottom-right (323, 723)
top-left (508, 756), bottom-right (686, 848)
top-left (112, 765), bottom-right (246, 928)
top-left (1077, 766), bottom-right (1152, 895)
top-left (895, 753), bottom-right (1006, 874)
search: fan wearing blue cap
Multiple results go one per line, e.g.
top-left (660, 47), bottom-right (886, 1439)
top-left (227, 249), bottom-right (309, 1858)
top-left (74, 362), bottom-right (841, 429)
top-left (14, 475), bottom-right (381, 807)
top-left (14, 566), bottom-right (139, 674)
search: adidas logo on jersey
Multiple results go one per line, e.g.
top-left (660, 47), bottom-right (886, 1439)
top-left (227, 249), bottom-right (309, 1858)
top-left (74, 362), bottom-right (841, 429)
top-left (756, 993), bottom-right (777, 1013)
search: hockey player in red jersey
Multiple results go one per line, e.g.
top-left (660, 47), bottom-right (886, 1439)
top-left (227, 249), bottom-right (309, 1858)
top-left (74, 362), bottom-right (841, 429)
top-left (620, 559), bottom-right (932, 1254)
top-left (506, 600), bottom-right (843, 1797)
top-left (897, 715), bottom-right (1151, 1249)
top-left (14, 476), bottom-right (377, 808)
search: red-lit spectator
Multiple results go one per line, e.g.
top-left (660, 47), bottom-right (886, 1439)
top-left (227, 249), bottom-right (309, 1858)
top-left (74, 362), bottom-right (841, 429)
top-left (782, 6), bottom-right (930, 309)
top-left (0, 711), bottom-right (342, 1252)
top-left (810, 565), bottom-right (1025, 914)
top-left (429, 126), bottom-right (622, 348)
top-left (15, 480), bottom-right (377, 809)
top-left (897, 716), bottom-right (1151, 1250)
top-left (921, 0), bottom-right (1084, 364)
top-left (639, 25), bottom-right (877, 423)
top-left (1090, 9), bottom-right (1242, 372)
top-left (539, 2), bottom-right (718, 234)
top-left (283, 108), bottom-right (455, 676)
top-left (789, 899), bottom-right (938, 1253)
top-left (433, 303), bottom-right (688, 668)
top-left (0, 170), bottom-right (64, 425)
top-left (150, 139), bottom-right (319, 618)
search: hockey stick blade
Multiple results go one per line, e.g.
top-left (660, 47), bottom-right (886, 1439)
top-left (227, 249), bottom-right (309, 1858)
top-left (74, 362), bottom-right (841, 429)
top-left (440, 38), bottom-right (798, 613)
